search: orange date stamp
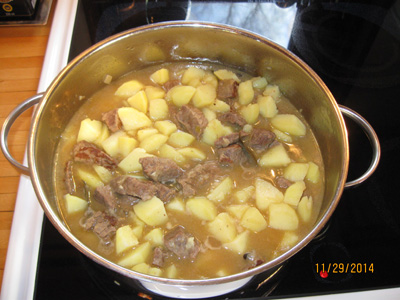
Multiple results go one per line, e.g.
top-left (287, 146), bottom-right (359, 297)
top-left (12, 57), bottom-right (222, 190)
top-left (315, 263), bottom-right (374, 278)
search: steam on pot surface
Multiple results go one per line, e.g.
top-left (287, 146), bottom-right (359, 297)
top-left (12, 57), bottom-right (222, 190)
top-left (53, 61), bottom-right (325, 280)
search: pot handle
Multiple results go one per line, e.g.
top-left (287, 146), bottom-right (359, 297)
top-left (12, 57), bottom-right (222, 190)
top-left (0, 93), bottom-right (43, 175)
top-left (339, 105), bottom-right (381, 188)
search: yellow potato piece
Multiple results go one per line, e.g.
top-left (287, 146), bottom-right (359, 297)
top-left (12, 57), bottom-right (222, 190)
top-left (207, 177), bottom-right (234, 202)
top-left (240, 207), bottom-right (267, 232)
top-left (255, 178), bottom-right (283, 210)
top-left (144, 228), bottom-right (164, 246)
top-left (145, 85), bottom-right (165, 100)
top-left (298, 196), bottom-right (313, 222)
top-left (150, 68), bottom-right (169, 85)
top-left (168, 131), bottom-right (195, 148)
top-left (186, 197), bottom-right (217, 221)
top-left (283, 163), bottom-right (310, 182)
top-left (258, 95), bottom-right (278, 118)
top-left (213, 69), bottom-right (240, 82)
top-left (177, 147), bottom-right (206, 161)
top-left (118, 107), bottom-right (152, 131)
top-left (268, 203), bottom-right (299, 230)
top-left (158, 144), bottom-right (186, 164)
top-left (118, 242), bottom-right (152, 268)
top-left (223, 230), bottom-right (250, 254)
top-left (306, 162), bottom-right (320, 183)
top-left (77, 118), bottom-right (103, 143)
top-left (154, 120), bottom-right (177, 136)
top-left (238, 80), bottom-right (254, 105)
top-left (115, 80), bottom-right (144, 97)
top-left (258, 143), bottom-right (291, 168)
top-left (284, 181), bottom-right (306, 206)
top-left (240, 103), bottom-right (259, 124)
top-left (167, 85), bottom-right (196, 106)
top-left (133, 196), bottom-right (168, 226)
top-left (208, 212), bottom-right (237, 243)
top-left (116, 225), bottom-right (139, 254)
top-left (149, 99), bottom-right (169, 120)
top-left (270, 114), bottom-right (306, 136)
top-left (118, 148), bottom-right (153, 173)
top-left (64, 194), bottom-right (88, 214)
top-left (192, 83), bottom-right (217, 108)
top-left (140, 133), bottom-right (168, 153)
top-left (127, 90), bottom-right (148, 113)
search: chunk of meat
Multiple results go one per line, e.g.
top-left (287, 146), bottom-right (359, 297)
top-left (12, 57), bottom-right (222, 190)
top-left (164, 226), bottom-right (201, 260)
top-left (152, 246), bottom-right (168, 267)
top-left (139, 156), bottom-right (182, 184)
top-left (214, 132), bottom-right (240, 148)
top-left (178, 161), bottom-right (221, 198)
top-left (73, 141), bottom-right (118, 170)
top-left (81, 209), bottom-right (117, 243)
top-left (217, 144), bottom-right (249, 165)
top-left (217, 79), bottom-right (238, 99)
top-left (163, 79), bottom-right (180, 91)
top-left (93, 185), bottom-right (117, 209)
top-left (110, 176), bottom-right (176, 203)
top-left (174, 105), bottom-right (208, 139)
top-left (275, 176), bottom-right (292, 189)
top-left (64, 160), bottom-right (76, 194)
top-left (101, 109), bottom-right (122, 132)
top-left (241, 128), bottom-right (276, 153)
top-left (218, 111), bottom-right (246, 128)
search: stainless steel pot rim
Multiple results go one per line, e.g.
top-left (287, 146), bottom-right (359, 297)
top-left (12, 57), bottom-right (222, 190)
top-left (26, 21), bottom-right (352, 286)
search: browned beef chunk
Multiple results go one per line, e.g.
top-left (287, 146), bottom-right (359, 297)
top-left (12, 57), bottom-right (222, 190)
top-left (218, 112), bottom-right (246, 128)
top-left (217, 79), bottom-right (238, 99)
top-left (217, 144), bottom-right (249, 165)
top-left (241, 128), bottom-right (276, 153)
top-left (82, 209), bottom-right (117, 243)
top-left (139, 156), bottom-right (182, 184)
top-left (152, 246), bottom-right (168, 267)
top-left (73, 141), bottom-right (118, 170)
top-left (275, 176), bottom-right (292, 189)
top-left (178, 161), bottom-right (221, 198)
top-left (101, 109), bottom-right (122, 133)
top-left (93, 185), bottom-right (118, 209)
top-left (174, 105), bottom-right (208, 139)
top-left (110, 176), bottom-right (176, 203)
top-left (64, 160), bottom-right (76, 194)
top-left (164, 226), bottom-right (201, 260)
top-left (214, 132), bottom-right (240, 148)
top-left (163, 79), bottom-right (180, 91)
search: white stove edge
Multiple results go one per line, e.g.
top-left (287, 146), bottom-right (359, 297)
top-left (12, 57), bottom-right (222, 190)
top-left (0, 1), bottom-right (78, 299)
top-left (1, 1), bottom-right (399, 299)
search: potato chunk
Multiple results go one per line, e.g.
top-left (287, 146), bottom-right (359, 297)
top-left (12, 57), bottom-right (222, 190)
top-left (208, 212), bottom-right (237, 243)
top-left (154, 120), bottom-right (177, 136)
top-left (137, 128), bottom-right (158, 141)
top-left (166, 198), bottom-right (185, 212)
top-left (255, 178), bottom-right (283, 210)
top-left (262, 84), bottom-right (281, 100)
top-left (234, 186), bottom-right (255, 203)
top-left (133, 196), bottom-right (168, 226)
top-left (93, 165), bottom-right (113, 183)
top-left (118, 107), bottom-right (152, 131)
top-left (306, 162), bottom-right (320, 183)
top-left (213, 69), bottom-right (240, 82)
top-left (241, 207), bottom-right (267, 232)
top-left (150, 68), bottom-right (169, 85)
top-left (238, 80), bottom-right (254, 105)
top-left (226, 204), bottom-right (250, 220)
top-left (207, 99), bottom-right (231, 113)
top-left (298, 196), bottom-right (313, 222)
top-left (258, 95), bottom-right (278, 118)
top-left (116, 225), bottom-right (139, 254)
top-left (64, 194), bottom-right (88, 214)
top-left (102, 131), bottom-right (127, 157)
top-left (283, 163), bottom-right (310, 182)
top-left (192, 83), bottom-right (217, 108)
top-left (158, 144), bottom-right (186, 164)
top-left (268, 203), bottom-right (299, 230)
top-left (76, 168), bottom-right (103, 189)
top-left (182, 67), bottom-right (206, 87)
top-left (258, 143), bottom-right (291, 168)
top-left (118, 148), bottom-right (153, 173)
top-left (168, 131), bottom-right (195, 147)
top-left (139, 133), bottom-right (168, 153)
top-left (223, 230), bottom-right (250, 254)
top-left (270, 114), bottom-right (306, 136)
top-left (118, 242), bottom-right (152, 268)
top-left (202, 119), bottom-right (233, 145)
top-left (145, 85), bottom-right (165, 100)
top-left (284, 181), bottom-right (306, 206)
top-left (240, 103), bottom-right (259, 124)
top-left (207, 177), bottom-right (234, 202)
top-left (127, 90), bottom-right (148, 113)
top-left (186, 197), bottom-right (217, 221)
top-left (177, 147), bottom-right (206, 161)
top-left (149, 99), bottom-right (169, 120)
top-left (115, 80), bottom-right (144, 97)
top-left (77, 118), bottom-right (103, 143)
top-left (144, 228), bottom-right (164, 246)
top-left (167, 85), bottom-right (196, 106)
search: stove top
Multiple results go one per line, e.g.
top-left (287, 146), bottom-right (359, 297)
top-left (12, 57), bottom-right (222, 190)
top-left (2, 1), bottom-right (400, 299)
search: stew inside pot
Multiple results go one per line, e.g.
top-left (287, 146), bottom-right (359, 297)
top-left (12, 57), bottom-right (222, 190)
top-left (54, 62), bottom-right (324, 279)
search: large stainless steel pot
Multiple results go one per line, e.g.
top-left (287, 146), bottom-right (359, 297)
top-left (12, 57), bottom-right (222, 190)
top-left (1, 22), bottom-right (380, 298)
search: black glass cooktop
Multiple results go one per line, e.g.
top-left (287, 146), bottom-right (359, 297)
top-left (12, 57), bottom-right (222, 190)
top-left (34, 1), bottom-right (400, 299)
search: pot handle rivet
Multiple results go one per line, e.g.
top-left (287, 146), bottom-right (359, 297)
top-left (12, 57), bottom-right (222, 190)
top-left (340, 105), bottom-right (381, 188)
top-left (0, 93), bottom-right (43, 175)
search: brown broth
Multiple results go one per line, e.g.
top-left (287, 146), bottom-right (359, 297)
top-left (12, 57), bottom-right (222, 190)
top-left (54, 62), bottom-right (325, 279)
